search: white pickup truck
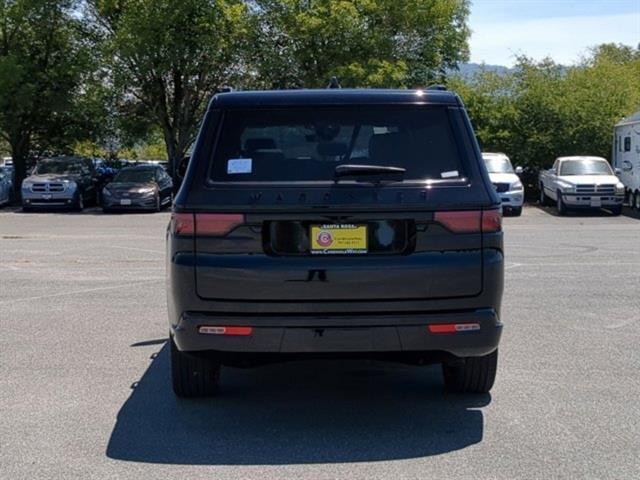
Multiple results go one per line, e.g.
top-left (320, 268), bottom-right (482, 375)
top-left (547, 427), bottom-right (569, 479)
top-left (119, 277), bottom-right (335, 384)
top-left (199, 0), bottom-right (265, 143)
top-left (539, 156), bottom-right (625, 215)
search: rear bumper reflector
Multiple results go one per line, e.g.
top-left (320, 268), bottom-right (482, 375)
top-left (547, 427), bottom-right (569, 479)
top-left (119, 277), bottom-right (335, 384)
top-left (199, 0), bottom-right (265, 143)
top-left (198, 326), bottom-right (253, 336)
top-left (428, 323), bottom-right (481, 334)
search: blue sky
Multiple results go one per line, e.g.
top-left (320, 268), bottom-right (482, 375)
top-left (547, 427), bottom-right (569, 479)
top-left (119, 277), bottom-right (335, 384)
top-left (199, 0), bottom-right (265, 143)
top-left (469, 0), bottom-right (640, 66)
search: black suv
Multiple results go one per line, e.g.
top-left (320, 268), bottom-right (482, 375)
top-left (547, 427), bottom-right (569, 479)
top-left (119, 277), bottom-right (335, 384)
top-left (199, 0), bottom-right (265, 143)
top-left (168, 89), bottom-right (504, 397)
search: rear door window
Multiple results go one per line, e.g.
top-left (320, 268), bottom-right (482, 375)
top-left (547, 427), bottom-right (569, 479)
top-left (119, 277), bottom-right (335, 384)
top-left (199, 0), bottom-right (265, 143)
top-left (209, 107), bottom-right (464, 183)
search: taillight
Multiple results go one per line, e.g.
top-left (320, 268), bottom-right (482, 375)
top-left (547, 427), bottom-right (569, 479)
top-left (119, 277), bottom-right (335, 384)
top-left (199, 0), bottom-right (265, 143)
top-left (170, 213), bottom-right (244, 236)
top-left (434, 209), bottom-right (501, 233)
top-left (196, 213), bottom-right (244, 236)
top-left (171, 213), bottom-right (195, 235)
top-left (434, 210), bottom-right (481, 233)
top-left (481, 208), bottom-right (502, 233)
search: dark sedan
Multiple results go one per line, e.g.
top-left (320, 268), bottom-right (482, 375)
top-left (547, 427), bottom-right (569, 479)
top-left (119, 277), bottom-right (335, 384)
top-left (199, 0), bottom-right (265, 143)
top-left (101, 165), bottom-right (172, 212)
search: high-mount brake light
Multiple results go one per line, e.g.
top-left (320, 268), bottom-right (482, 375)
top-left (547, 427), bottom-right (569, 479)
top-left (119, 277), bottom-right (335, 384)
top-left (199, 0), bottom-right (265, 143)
top-left (434, 209), bottom-right (502, 233)
top-left (195, 213), bottom-right (244, 236)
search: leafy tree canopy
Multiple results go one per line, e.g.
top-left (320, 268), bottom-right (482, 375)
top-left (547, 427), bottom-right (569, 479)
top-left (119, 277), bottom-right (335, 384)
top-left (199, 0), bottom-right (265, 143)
top-left (90, 0), bottom-right (249, 173)
top-left (450, 43), bottom-right (640, 174)
top-left (0, 0), bottom-right (100, 194)
top-left (249, 0), bottom-right (470, 89)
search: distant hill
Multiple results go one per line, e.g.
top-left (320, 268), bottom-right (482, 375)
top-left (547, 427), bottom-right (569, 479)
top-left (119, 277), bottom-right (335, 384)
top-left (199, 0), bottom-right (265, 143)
top-left (449, 63), bottom-right (512, 79)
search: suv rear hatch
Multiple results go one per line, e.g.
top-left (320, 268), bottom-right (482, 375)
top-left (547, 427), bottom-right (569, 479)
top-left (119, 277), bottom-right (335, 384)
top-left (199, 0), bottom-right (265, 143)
top-left (188, 104), bottom-right (496, 303)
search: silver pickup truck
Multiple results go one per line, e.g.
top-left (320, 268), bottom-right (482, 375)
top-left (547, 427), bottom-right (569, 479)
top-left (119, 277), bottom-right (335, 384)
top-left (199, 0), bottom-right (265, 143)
top-left (539, 156), bottom-right (625, 215)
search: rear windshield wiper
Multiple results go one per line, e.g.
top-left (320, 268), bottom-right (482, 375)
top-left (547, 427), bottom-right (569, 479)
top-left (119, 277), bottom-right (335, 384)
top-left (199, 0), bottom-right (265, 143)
top-left (334, 164), bottom-right (406, 180)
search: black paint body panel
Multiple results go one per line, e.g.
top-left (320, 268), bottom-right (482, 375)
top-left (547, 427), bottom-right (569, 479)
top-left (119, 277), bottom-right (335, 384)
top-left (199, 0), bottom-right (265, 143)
top-left (167, 89), bottom-right (504, 360)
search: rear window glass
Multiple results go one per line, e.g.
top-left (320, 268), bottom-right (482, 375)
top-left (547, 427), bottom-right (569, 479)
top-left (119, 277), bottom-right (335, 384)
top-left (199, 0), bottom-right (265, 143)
top-left (209, 107), bottom-right (464, 182)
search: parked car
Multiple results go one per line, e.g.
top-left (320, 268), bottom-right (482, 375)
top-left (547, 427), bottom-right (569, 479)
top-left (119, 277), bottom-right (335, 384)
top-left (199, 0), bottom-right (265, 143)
top-left (0, 163), bottom-right (14, 189)
top-left (102, 164), bottom-right (172, 212)
top-left (539, 156), bottom-right (625, 215)
top-left (612, 111), bottom-right (640, 210)
top-left (0, 168), bottom-right (11, 206)
top-left (21, 156), bottom-right (98, 211)
top-left (94, 161), bottom-right (119, 203)
top-left (167, 88), bottom-right (504, 398)
top-left (482, 152), bottom-right (524, 216)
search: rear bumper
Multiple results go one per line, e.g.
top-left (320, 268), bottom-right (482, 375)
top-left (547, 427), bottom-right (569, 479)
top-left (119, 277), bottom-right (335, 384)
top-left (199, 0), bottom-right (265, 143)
top-left (172, 308), bottom-right (502, 358)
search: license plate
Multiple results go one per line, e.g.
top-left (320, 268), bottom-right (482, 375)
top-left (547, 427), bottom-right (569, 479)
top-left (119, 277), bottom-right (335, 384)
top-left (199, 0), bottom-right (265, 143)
top-left (120, 199), bottom-right (132, 206)
top-left (310, 224), bottom-right (367, 254)
top-left (590, 197), bottom-right (602, 207)
top-left (42, 194), bottom-right (52, 200)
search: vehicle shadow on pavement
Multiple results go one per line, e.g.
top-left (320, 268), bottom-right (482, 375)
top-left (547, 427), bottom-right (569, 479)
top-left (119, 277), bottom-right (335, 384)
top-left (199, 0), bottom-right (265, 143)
top-left (534, 204), bottom-right (628, 218)
top-left (621, 207), bottom-right (640, 220)
top-left (106, 343), bottom-right (490, 465)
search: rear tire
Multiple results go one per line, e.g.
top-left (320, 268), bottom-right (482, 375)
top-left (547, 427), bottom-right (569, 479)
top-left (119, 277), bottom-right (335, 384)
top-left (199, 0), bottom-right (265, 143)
top-left (171, 336), bottom-right (220, 398)
top-left (442, 350), bottom-right (498, 394)
top-left (634, 190), bottom-right (640, 211)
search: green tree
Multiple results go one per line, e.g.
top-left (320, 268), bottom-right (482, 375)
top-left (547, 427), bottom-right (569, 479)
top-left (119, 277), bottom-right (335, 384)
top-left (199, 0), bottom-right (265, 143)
top-left (0, 0), bottom-right (95, 197)
top-left (448, 68), bottom-right (518, 152)
top-left (90, 0), bottom-right (248, 178)
top-left (250, 0), bottom-right (470, 89)
top-left (451, 44), bottom-right (640, 173)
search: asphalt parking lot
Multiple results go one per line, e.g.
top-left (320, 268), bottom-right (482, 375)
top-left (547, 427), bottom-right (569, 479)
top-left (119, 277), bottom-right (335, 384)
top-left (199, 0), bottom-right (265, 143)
top-left (1, 206), bottom-right (639, 480)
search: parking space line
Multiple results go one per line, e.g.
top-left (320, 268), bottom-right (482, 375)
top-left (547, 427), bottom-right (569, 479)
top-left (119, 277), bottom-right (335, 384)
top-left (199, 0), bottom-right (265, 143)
top-left (0, 278), bottom-right (163, 305)
top-left (507, 262), bottom-right (640, 267)
top-left (109, 245), bottom-right (164, 254)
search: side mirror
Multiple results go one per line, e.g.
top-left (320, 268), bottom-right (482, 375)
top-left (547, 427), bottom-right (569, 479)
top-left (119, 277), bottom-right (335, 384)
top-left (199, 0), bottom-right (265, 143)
top-left (176, 156), bottom-right (190, 179)
top-left (614, 168), bottom-right (622, 175)
top-left (515, 166), bottom-right (523, 174)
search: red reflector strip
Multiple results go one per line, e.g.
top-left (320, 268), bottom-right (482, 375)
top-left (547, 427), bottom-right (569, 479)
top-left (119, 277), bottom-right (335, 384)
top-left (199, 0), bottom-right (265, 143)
top-left (195, 213), bottom-right (244, 236)
top-left (198, 326), bottom-right (253, 336)
top-left (171, 213), bottom-right (195, 235)
top-left (428, 323), bottom-right (480, 334)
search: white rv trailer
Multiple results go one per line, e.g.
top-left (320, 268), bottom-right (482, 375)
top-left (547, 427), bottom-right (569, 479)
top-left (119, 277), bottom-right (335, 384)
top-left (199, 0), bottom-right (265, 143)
top-left (612, 111), bottom-right (640, 210)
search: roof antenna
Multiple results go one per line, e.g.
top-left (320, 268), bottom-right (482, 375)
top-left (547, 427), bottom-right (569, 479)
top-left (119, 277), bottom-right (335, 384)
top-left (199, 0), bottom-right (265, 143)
top-left (327, 76), bottom-right (341, 89)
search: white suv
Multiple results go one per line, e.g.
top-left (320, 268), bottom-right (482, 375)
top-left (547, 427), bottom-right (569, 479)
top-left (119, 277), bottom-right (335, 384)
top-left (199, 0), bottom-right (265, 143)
top-left (482, 153), bottom-right (524, 216)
